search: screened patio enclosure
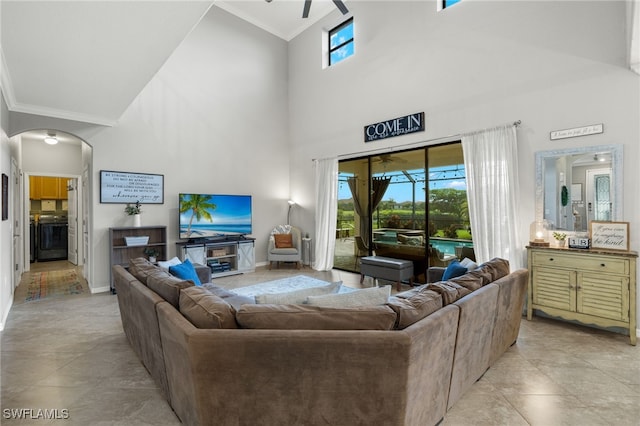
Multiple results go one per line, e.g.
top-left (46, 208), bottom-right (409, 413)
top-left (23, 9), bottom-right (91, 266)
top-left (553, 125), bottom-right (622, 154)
top-left (335, 143), bottom-right (474, 281)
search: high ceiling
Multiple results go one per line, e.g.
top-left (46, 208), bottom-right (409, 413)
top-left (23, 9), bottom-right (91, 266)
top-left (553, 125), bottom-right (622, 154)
top-left (1, 0), bottom-right (344, 128)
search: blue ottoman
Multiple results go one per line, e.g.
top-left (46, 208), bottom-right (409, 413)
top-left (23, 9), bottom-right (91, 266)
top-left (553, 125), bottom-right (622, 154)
top-left (360, 256), bottom-right (414, 291)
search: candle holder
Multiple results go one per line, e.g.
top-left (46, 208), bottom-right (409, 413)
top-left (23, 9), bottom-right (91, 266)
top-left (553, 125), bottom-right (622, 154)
top-left (529, 220), bottom-right (550, 247)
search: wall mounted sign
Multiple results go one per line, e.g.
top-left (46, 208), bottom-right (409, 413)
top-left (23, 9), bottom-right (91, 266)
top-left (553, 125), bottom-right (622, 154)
top-left (590, 220), bottom-right (629, 251)
top-left (100, 170), bottom-right (164, 204)
top-left (550, 124), bottom-right (603, 140)
top-left (364, 112), bottom-right (425, 142)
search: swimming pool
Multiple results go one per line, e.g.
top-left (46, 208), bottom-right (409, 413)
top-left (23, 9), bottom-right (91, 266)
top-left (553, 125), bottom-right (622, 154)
top-left (372, 229), bottom-right (473, 256)
top-left (430, 238), bottom-right (474, 256)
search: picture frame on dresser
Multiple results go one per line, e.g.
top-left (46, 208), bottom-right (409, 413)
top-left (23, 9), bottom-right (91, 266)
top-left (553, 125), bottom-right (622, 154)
top-left (590, 221), bottom-right (629, 251)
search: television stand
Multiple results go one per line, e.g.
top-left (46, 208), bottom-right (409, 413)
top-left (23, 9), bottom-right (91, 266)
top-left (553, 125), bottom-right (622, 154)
top-left (176, 238), bottom-right (255, 280)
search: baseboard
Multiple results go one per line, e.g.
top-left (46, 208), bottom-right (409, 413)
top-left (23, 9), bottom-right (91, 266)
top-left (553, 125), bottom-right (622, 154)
top-left (90, 285), bottom-right (111, 294)
top-left (0, 296), bottom-right (13, 331)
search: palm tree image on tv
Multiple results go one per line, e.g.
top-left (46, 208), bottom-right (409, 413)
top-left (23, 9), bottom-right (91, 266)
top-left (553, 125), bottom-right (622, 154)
top-left (179, 194), bottom-right (217, 238)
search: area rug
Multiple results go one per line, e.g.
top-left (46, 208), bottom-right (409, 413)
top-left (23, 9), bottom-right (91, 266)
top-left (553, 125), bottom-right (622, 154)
top-left (230, 275), bottom-right (354, 297)
top-left (25, 269), bottom-right (85, 302)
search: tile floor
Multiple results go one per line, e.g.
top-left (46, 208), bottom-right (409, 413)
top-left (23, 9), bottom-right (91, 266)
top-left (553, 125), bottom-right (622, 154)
top-left (1, 261), bottom-right (639, 425)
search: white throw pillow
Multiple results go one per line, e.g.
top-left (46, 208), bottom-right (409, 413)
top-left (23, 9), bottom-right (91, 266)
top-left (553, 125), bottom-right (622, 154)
top-left (306, 285), bottom-right (391, 308)
top-left (460, 257), bottom-right (478, 271)
top-left (255, 281), bottom-right (342, 304)
top-left (158, 256), bottom-right (182, 272)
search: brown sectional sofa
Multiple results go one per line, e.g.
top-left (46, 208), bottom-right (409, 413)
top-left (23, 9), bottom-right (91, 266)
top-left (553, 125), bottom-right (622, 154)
top-left (113, 257), bottom-right (528, 426)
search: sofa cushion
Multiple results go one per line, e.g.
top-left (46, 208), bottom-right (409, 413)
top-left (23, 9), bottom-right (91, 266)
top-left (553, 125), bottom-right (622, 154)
top-left (179, 286), bottom-right (238, 329)
top-left (442, 260), bottom-right (468, 280)
top-left (158, 256), bottom-right (182, 272)
top-left (254, 281), bottom-right (342, 305)
top-left (397, 234), bottom-right (423, 245)
top-left (128, 257), bottom-right (160, 285)
top-left (202, 283), bottom-right (256, 310)
top-left (427, 281), bottom-right (472, 305)
top-left (306, 285), bottom-right (391, 308)
top-left (147, 273), bottom-right (195, 308)
top-left (459, 257), bottom-right (478, 271)
top-left (387, 286), bottom-right (443, 329)
top-left (478, 258), bottom-right (510, 282)
top-left (448, 272), bottom-right (484, 292)
top-left (274, 233), bottom-right (293, 248)
top-left (235, 304), bottom-right (397, 330)
top-left (169, 258), bottom-right (202, 286)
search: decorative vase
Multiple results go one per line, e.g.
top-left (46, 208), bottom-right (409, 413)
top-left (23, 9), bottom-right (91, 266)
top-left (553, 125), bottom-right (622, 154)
top-left (149, 256), bottom-right (157, 263)
top-left (557, 239), bottom-right (566, 248)
top-left (133, 214), bottom-right (141, 227)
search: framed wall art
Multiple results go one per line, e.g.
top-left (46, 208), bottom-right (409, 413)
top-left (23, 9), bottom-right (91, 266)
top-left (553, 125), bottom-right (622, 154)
top-left (100, 170), bottom-right (164, 204)
top-left (590, 221), bottom-right (629, 251)
top-left (2, 173), bottom-right (8, 221)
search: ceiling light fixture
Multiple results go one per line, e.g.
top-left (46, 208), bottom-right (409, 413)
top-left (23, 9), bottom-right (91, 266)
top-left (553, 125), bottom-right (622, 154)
top-left (44, 133), bottom-right (58, 145)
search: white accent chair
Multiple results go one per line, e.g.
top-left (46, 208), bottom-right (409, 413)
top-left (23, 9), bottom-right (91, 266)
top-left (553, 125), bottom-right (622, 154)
top-left (267, 225), bottom-right (302, 269)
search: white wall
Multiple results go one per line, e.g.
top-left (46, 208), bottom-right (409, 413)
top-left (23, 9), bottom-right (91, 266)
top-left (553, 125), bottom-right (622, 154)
top-left (7, 7), bottom-right (291, 292)
top-left (0, 89), bottom-right (12, 330)
top-left (21, 134), bottom-right (82, 176)
top-left (83, 7), bottom-right (289, 290)
top-left (287, 1), bottom-right (639, 314)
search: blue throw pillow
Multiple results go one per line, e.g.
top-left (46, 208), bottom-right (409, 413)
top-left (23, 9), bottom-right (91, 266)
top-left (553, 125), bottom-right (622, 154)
top-left (442, 260), bottom-right (468, 281)
top-left (169, 258), bottom-right (202, 286)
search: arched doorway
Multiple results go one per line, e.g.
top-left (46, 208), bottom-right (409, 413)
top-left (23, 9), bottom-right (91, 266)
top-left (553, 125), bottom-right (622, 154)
top-left (10, 129), bottom-right (92, 294)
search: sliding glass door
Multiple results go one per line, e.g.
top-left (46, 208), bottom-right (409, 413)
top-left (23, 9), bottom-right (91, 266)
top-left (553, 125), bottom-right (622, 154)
top-left (335, 143), bottom-right (472, 282)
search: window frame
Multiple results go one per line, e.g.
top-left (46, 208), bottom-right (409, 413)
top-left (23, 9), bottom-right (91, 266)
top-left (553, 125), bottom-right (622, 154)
top-left (328, 17), bottom-right (354, 66)
top-left (439, 0), bottom-right (462, 11)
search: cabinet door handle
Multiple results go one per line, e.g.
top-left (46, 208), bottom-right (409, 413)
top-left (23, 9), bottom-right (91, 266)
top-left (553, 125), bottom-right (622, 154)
top-left (549, 258), bottom-right (554, 261)
top-left (601, 263), bottom-right (606, 267)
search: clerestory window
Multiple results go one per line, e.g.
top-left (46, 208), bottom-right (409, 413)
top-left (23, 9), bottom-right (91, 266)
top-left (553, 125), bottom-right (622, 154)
top-left (328, 18), bottom-right (354, 66)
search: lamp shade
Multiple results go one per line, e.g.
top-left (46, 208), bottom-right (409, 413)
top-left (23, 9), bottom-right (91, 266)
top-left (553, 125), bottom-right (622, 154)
top-left (529, 220), bottom-right (550, 246)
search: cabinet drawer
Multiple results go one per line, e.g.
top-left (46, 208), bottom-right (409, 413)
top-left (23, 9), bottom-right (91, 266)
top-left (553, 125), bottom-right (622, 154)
top-left (532, 252), bottom-right (629, 275)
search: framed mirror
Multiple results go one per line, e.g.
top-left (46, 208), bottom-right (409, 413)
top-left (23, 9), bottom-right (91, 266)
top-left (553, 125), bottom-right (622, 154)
top-left (535, 144), bottom-right (623, 232)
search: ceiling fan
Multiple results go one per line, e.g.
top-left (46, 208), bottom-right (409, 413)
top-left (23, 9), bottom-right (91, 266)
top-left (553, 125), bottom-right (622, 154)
top-left (303, 0), bottom-right (349, 18)
top-left (375, 154), bottom-right (408, 164)
top-left (265, 0), bottom-right (348, 19)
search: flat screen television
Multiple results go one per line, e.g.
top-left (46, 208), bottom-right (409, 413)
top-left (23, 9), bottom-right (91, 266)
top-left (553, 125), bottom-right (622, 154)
top-left (179, 194), bottom-right (252, 240)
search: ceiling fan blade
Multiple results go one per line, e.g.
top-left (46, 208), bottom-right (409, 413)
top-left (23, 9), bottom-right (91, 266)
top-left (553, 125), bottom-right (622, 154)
top-left (302, 0), bottom-right (312, 18)
top-left (332, 0), bottom-right (349, 15)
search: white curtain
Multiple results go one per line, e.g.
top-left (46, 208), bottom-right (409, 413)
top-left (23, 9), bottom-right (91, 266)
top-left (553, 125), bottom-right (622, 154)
top-left (462, 124), bottom-right (522, 270)
top-left (313, 158), bottom-right (338, 271)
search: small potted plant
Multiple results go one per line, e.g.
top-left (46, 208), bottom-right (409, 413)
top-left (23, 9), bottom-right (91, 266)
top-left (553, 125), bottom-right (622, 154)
top-left (144, 247), bottom-right (160, 263)
top-left (124, 201), bottom-right (142, 227)
top-left (552, 231), bottom-right (567, 248)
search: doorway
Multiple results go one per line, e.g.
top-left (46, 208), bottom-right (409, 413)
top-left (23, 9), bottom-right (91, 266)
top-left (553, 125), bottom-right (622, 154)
top-left (12, 130), bottom-right (90, 292)
top-left (335, 142), bottom-right (472, 281)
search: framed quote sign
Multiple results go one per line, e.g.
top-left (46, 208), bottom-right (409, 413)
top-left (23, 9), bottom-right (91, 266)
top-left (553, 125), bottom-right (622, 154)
top-left (100, 170), bottom-right (164, 204)
top-left (590, 221), bottom-right (629, 251)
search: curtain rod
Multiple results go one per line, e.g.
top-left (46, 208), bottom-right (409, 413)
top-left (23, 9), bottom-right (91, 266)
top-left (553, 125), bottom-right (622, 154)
top-left (313, 120), bottom-right (521, 162)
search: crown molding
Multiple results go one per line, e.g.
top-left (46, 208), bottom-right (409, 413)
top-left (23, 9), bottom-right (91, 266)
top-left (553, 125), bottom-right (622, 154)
top-left (0, 47), bottom-right (17, 109)
top-left (8, 102), bottom-right (115, 127)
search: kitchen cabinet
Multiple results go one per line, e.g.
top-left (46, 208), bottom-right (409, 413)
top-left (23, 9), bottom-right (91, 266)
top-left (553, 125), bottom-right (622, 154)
top-left (58, 178), bottom-right (69, 199)
top-left (29, 176), bottom-right (69, 200)
top-left (527, 246), bottom-right (637, 345)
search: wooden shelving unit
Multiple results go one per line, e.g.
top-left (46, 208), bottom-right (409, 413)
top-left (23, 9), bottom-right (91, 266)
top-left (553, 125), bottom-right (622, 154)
top-left (109, 226), bottom-right (167, 293)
